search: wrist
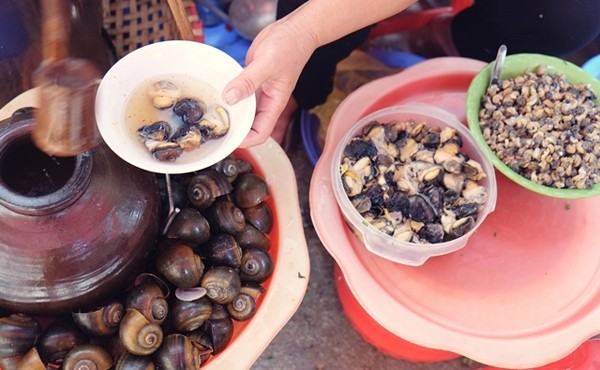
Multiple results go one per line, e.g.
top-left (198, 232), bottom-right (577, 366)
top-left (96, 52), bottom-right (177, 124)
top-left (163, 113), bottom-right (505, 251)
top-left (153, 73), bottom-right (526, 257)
top-left (283, 3), bottom-right (321, 51)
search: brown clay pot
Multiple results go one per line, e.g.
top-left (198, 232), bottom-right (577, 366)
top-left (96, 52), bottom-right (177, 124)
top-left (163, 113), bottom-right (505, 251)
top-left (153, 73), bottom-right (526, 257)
top-left (0, 108), bottom-right (160, 315)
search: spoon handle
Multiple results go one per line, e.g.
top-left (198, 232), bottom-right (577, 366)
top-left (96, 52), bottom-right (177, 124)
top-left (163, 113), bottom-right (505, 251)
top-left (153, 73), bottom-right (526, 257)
top-left (490, 44), bottom-right (507, 87)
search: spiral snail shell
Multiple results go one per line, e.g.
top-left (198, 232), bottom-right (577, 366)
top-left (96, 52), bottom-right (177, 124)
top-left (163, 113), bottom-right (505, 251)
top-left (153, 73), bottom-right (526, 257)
top-left (186, 330), bottom-right (213, 363)
top-left (201, 266), bottom-right (241, 305)
top-left (206, 198), bottom-right (246, 236)
top-left (125, 281), bottom-right (169, 325)
top-left (233, 173), bottom-right (269, 208)
top-left (226, 293), bottom-right (256, 321)
top-left (202, 305), bottom-right (234, 355)
top-left (165, 207), bottom-right (211, 245)
top-left (153, 333), bottom-right (204, 370)
top-left (234, 223), bottom-right (271, 251)
top-left (242, 202), bottom-right (273, 234)
top-left (169, 296), bottom-right (213, 333)
top-left (226, 282), bottom-right (265, 321)
top-left (201, 233), bottom-right (242, 268)
top-left (114, 352), bottom-right (155, 370)
top-left (72, 299), bottom-right (124, 337)
top-left (15, 347), bottom-right (46, 370)
top-left (37, 318), bottom-right (88, 365)
top-left (62, 344), bottom-right (113, 370)
top-left (0, 313), bottom-right (41, 359)
top-left (119, 309), bottom-right (163, 356)
top-left (187, 169), bottom-right (233, 210)
top-left (155, 241), bottom-right (204, 289)
top-left (211, 156), bottom-right (252, 182)
top-left (239, 248), bottom-right (274, 283)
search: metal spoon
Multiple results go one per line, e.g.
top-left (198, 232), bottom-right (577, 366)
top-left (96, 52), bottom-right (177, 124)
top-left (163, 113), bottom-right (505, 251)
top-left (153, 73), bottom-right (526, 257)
top-left (489, 44), bottom-right (507, 87)
top-left (161, 173), bottom-right (181, 235)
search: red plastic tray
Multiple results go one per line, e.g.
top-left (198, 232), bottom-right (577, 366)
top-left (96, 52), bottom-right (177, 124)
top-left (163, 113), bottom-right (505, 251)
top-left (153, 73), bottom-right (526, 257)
top-left (309, 57), bottom-right (600, 368)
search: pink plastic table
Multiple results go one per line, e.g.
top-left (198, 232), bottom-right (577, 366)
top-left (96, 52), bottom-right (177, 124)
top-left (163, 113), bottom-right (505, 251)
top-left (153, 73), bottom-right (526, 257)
top-left (310, 57), bottom-right (600, 369)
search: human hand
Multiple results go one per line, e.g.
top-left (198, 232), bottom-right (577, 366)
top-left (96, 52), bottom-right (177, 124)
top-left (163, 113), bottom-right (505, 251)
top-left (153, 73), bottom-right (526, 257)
top-left (223, 20), bottom-right (317, 148)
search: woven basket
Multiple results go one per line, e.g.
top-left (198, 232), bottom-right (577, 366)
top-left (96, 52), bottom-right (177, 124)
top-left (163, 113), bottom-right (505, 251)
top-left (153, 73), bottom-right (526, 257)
top-left (102, 0), bottom-right (203, 59)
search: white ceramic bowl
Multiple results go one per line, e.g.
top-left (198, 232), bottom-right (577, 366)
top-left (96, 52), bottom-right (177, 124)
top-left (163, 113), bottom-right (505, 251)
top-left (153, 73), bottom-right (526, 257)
top-left (331, 104), bottom-right (497, 266)
top-left (95, 40), bottom-right (256, 174)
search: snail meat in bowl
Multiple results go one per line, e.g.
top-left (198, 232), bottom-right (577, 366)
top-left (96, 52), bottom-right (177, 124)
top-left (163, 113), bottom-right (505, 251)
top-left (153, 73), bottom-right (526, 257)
top-left (466, 53), bottom-right (600, 199)
top-left (331, 104), bottom-right (497, 266)
top-left (134, 79), bottom-right (231, 162)
top-left (95, 40), bottom-right (256, 174)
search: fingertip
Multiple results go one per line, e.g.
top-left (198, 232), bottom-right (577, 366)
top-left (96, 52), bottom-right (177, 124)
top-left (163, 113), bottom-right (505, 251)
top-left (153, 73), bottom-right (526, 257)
top-left (223, 87), bottom-right (242, 105)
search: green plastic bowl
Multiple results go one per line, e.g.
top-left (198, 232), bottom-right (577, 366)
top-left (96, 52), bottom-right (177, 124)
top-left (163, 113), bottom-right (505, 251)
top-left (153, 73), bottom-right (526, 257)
top-left (466, 53), bottom-right (600, 199)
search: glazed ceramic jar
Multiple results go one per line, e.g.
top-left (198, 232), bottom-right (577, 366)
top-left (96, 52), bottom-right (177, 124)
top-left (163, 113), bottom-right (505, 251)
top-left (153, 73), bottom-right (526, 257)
top-left (0, 108), bottom-right (160, 315)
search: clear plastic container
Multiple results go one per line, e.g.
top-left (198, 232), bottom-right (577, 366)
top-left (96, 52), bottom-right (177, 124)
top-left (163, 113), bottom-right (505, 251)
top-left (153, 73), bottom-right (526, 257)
top-left (331, 103), bottom-right (497, 266)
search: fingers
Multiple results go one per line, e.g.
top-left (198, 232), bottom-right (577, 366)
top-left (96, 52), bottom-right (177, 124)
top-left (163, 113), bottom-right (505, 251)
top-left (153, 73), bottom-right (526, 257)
top-left (223, 59), bottom-right (268, 105)
top-left (238, 129), bottom-right (266, 149)
top-left (238, 97), bottom-right (281, 148)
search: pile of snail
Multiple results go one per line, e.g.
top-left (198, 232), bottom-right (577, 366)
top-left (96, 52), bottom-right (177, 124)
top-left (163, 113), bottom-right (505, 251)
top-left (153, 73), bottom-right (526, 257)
top-left (0, 154), bottom-right (275, 370)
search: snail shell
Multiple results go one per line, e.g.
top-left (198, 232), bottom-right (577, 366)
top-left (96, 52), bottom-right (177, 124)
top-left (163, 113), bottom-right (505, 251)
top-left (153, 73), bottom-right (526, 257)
top-left (62, 344), bottom-right (113, 370)
top-left (239, 248), bottom-right (274, 283)
top-left (232, 173), bottom-right (269, 208)
top-left (15, 347), bottom-right (45, 370)
top-left (105, 334), bottom-right (128, 360)
top-left (169, 296), bottom-right (212, 333)
top-left (114, 352), bottom-right (155, 370)
top-left (133, 273), bottom-right (171, 297)
top-left (37, 319), bottom-right (88, 365)
top-left (153, 334), bottom-right (204, 370)
top-left (187, 169), bottom-right (233, 210)
top-left (201, 233), bottom-right (242, 268)
top-left (202, 315), bottom-right (233, 355)
top-left (212, 156), bottom-right (253, 182)
top-left (186, 330), bottom-right (213, 363)
top-left (206, 198), bottom-right (246, 235)
top-left (208, 302), bottom-right (230, 321)
top-left (242, 202), bottom-right (273, 234)
top-left (125, 281), bottom-right (169, 325)
top-left (0, 313), bottom-right (41, 359)
top-left (234, 223), bottom-right (271, 251)
top-left (119, 309), bottom-right (164, 356)
top-left (72, 299), bottom-right (124, 337)
top-left (240, 281), bottom-right (266, 300)
top-left (0, 356), bottom-right (22, 370)
top-left (201, 266), bottom-right (241, 305)
top-left (165, 208), bottom-right (211, 245)
top-left (155, 241), bottom-right (204, 289)
top-left (226, 293), bottom-right (256, 321)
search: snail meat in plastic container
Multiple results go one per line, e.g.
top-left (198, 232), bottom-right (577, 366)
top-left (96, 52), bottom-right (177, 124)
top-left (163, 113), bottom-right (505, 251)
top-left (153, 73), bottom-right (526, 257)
top-left (331, 104), bottom-right (497, 266)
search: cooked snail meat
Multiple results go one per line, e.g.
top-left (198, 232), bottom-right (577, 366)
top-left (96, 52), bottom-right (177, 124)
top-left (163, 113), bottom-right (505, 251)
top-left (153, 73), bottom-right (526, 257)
top-left (147, 80), bottom-right (181, 109)
top-left (173, 98), bottom-right (206, 125)
top-left (137, 121), bottom-right (171, 142)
